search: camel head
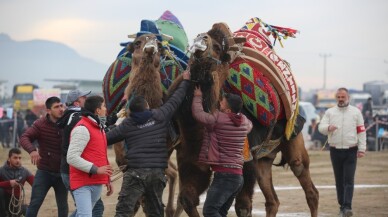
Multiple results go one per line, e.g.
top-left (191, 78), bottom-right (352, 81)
top-left (128, 33), bottom-right (164, 69)
top-left (187, 26), bottom-right (232, 113)
top-left (124, 33), bottom-right (165, 108)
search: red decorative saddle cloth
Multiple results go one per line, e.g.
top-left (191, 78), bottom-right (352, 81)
top-left (216, 18), bottom-right (299, 139)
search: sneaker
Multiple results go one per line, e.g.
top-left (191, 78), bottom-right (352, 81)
top-left (343, 209), bottom-right (353, 217)
top-left (338, 210), bottom-right (344, 217)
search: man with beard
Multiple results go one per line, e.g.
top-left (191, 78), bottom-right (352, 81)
top-left (319, 87), bottom-right (366, 217)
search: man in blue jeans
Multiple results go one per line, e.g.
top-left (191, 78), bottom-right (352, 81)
top-left (57, 89), bottom-right (105, 217)
top-left (191, 87), bottom-right (252, 217)
top-left (20, 96), bottom-right (68, 217)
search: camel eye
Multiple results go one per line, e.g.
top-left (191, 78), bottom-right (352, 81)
top-left (134, 41), bottom-right (141, 49)
top-left (212, 44), bottom-right (221, 54)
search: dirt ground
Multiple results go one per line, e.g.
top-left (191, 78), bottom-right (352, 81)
top-left (1, 146), bottom-right (387, 217)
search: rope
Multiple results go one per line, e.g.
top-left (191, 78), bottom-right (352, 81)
top-left (9, 182), bottom-right (25, 216)
top-left (320, 138), bottom-right (328, 151)
top-left (110, 165), bottom-right (127, 183)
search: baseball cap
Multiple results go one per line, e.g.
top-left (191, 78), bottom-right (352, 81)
top-left (66, 90), bottom-right (91, 104)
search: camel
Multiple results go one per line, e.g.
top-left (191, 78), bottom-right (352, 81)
top-left (104, 33), bottom-right (179, 217)
top-left (167, 27), bottom-right (232, 217)
top-left (168, 22), bottom-right (318, 217)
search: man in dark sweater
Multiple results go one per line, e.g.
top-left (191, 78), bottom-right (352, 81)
top-left (107, 71), bottom-right (190, 217)
top-left (0, 148), bottom-right (34, 217)
top-left (20, 96), bottom-right (68, 217)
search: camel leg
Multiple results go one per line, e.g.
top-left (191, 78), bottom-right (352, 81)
top-left (113, 141), bottom-right (127, 167)
top-left (165, 160), bottom-right (178, 217)
top-left (255, 151), bottom-right (279, 217)
top-left (235, 160), bottom-right (256, 217)
top-left (173, 180), bottom-right (184, 217)
top-left (177, 162), bottom-right (211, 217)
top-left (282, 133), bottom-right (319, 217)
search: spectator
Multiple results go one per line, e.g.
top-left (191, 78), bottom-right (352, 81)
top-left (309, 118), bottom-right (328, 149)
top-left (318, 87), bottom-right (366, 217)
top-left (67, 95), bottom-right (113, 217)
top-left (362, 97), bottom-right (373, 118)
top-left (0, 148), bottom-right (34, 217)
top-left (106, 71), bottom-right (190, 217)
top-left (14, 112), bottom-right (25, 142)
top-left (191, 88), bottom-right (252, 217)
top-left (20, 96), bottom-right (68, 217)
top-left (25, 109), bottom-right (38, 128)
top-left (0, 111), bottom-right (11, 148)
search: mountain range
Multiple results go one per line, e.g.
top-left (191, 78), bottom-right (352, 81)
top-left (0, 33), bottom-right (108, 97)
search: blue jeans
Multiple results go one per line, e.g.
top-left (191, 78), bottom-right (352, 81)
top-left (203, 172), bottom-right (244, 217)
top-left (26, 169), bottom-right (68, 217)
top-left (115, 168), bottom-right (167, 217)
top-left (73, 185), bottom-right (103, 217)
top-left (61, 173), bottom-right (105, 217)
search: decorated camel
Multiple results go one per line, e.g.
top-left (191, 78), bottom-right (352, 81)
top-left (102, 11), bottom-right (189, 217)
top-left (167, 19), bottom-right (318, 217)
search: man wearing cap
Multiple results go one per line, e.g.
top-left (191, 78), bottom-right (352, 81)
top-left (57, 90), bottom-right (105, 217)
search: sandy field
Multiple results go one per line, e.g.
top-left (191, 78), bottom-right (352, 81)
top-left (1, 146), bottom-right (387, 217)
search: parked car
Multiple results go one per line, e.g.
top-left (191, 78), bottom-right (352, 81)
top-left (299, 101), bottom-right (320, 148)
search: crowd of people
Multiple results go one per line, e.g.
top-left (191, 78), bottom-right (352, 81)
top-left (1, 79), bottom-right (371, 217)
top-left (0, 69), bottom-right (254, 217)
top-left (0, 109), bottom-right (38, 149)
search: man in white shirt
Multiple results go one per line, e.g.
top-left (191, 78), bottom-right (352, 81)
top-left (318, 87), bottom-right (366, 217)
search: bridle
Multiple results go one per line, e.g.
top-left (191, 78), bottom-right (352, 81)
top-left (189, 33), bottom-right (222, 65)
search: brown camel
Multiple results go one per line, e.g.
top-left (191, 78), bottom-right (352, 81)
top-left (169, 23), bottom-right (318, 217)
top-left (107, 33), bottom-right (178, 217)
top-left (168, 27), bottom-right (232, 217)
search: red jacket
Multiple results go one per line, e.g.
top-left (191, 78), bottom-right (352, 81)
top-left (69, 116), bottom-right (109, 190)
top-left (20, 115), bottom-right (63, 173)
top-left (192, 95), bottom-right (252, 170)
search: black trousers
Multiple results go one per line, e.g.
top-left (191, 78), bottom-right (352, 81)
top-left (0, 188), bottom-right (11, 217)
top-left (330, 146), bottom-right (358, 211)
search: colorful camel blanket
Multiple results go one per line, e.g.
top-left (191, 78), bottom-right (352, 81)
top-left (224, 18), bottom-right (299, 139)
top-left (224, 58), bottom-right (283, 126)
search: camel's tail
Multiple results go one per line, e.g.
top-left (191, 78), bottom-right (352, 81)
top-left (273, 152), bottom-right (287, 168)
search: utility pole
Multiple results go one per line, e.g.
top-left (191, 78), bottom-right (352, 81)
top-left (319, 53), bottom-right (331, 89)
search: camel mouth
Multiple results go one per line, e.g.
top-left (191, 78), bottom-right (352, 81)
top-left (142, 37), bottom-right (159, 55)
top-left (189, 33), bottom-right (208, 54)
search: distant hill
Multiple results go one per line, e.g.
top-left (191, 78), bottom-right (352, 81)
top-left (0, 33), bottom-right (108, 96)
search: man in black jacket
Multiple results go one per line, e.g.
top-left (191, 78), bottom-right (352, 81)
top-left (107, 71), bottom-right (190, 217)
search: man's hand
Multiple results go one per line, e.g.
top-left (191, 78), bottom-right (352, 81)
top-left (30, 151), bottom-right (41, 165)
top-left (182, 67), bottom-right (190, 80)
top-left (9, 180), bottom-right (18, 187)
top-left (106, 182), bottom-right (114, 196)
top-left (328, 125), bottom-right (338, 132)
top-left (194, 86), bottom-right (202, 97)
top-left (357, 151), bottom-right (366, 158)
top-left (97, 165), bottom-right (113, 176)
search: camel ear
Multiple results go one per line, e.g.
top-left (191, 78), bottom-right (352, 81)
top-left (128, 43), bottom-right (135, 53)
top-left (221, 53), bottom-right (231, 63)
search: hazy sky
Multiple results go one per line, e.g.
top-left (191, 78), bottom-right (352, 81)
top-left (1, 0), bottom-right (387, 92)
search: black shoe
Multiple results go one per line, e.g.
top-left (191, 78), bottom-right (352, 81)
top-left (343, 209), bottom-right (353, 217)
